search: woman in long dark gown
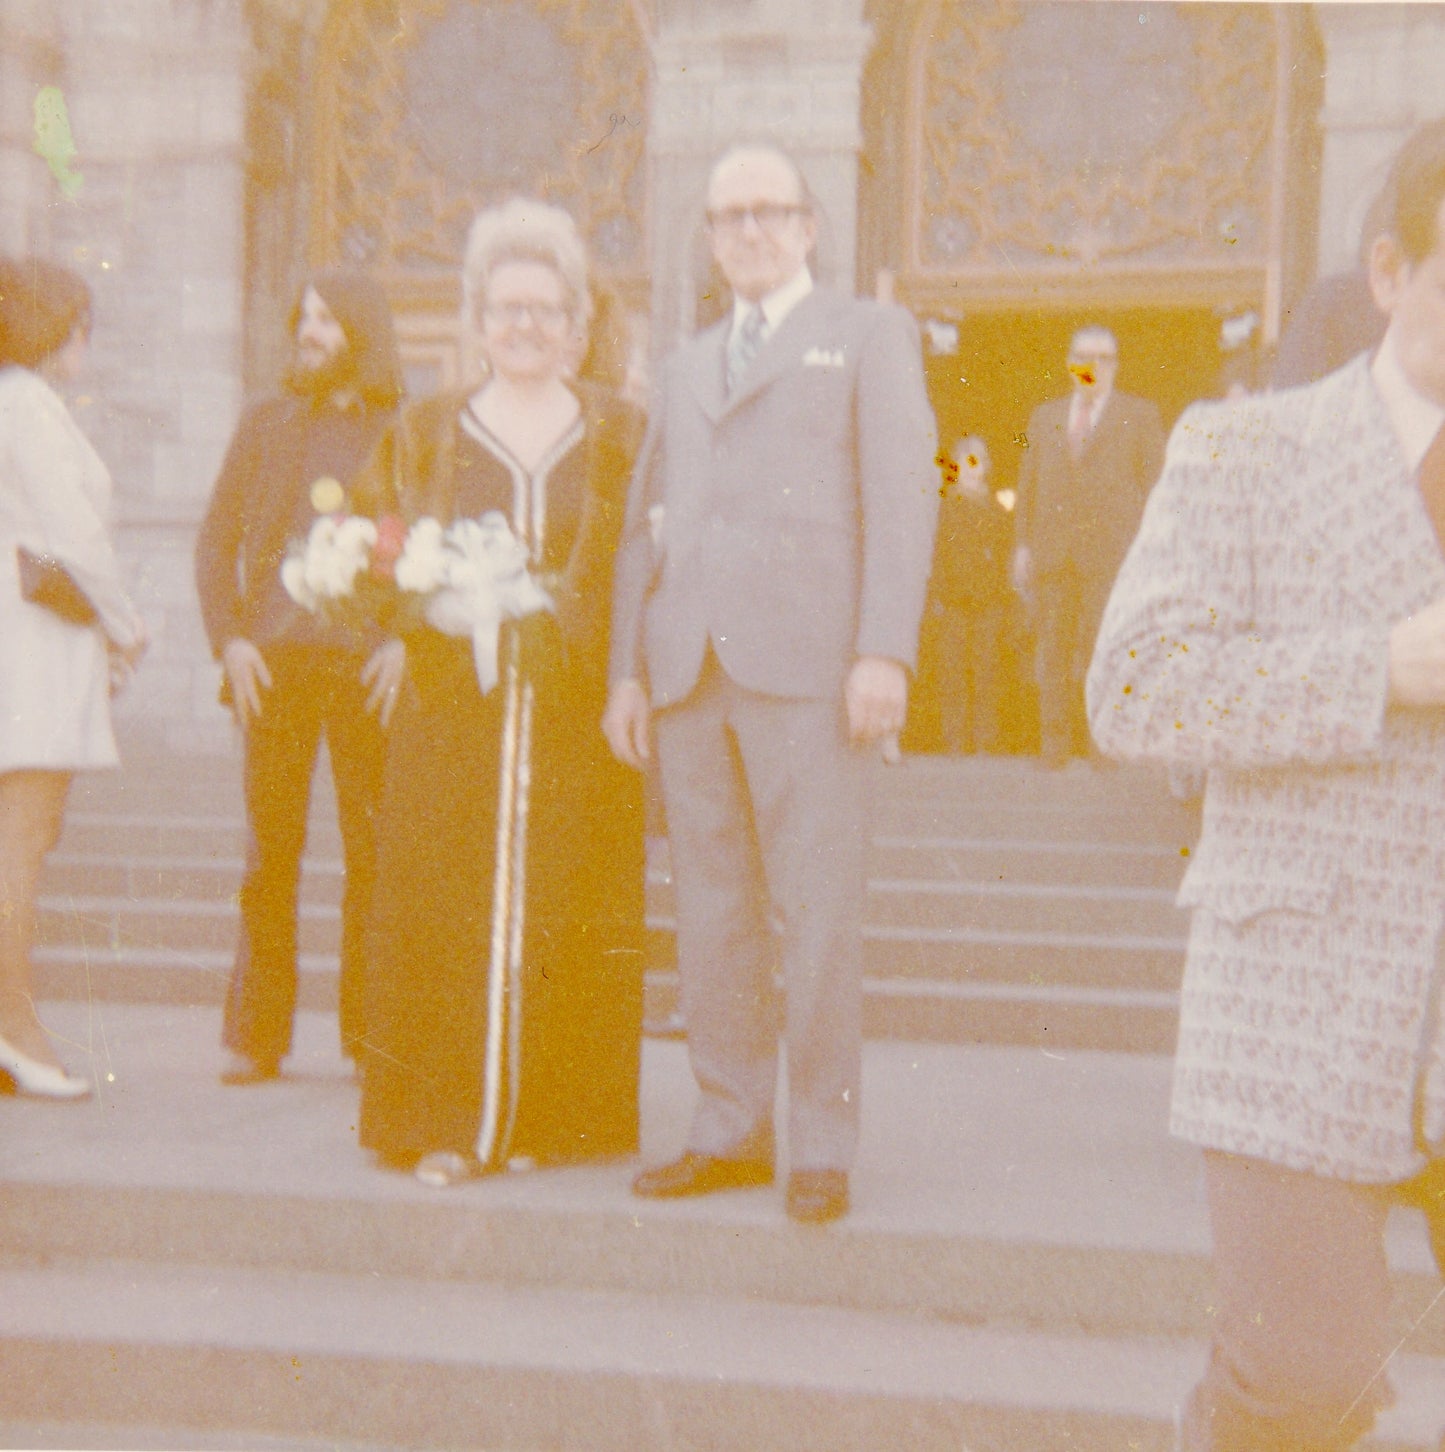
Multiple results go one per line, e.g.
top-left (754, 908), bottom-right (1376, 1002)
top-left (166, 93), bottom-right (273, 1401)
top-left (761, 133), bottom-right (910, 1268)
top-left (353, 200), bottom-right (645, 1184)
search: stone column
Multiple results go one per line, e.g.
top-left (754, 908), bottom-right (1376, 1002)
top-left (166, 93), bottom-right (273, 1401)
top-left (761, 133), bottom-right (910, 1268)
top-left (1314, 5), bottom-right (1445, 274)
top-left (47, 0), bottom-right (250, 750)
top-left (0, 1), bottom-right (61, 256)
top-left (645, 0), bottom-right (872, 354)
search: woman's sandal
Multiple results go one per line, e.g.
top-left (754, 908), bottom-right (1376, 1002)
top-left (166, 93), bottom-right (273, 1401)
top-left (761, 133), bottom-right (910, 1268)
top-left (414, 1150), bottom-right (484, 1188)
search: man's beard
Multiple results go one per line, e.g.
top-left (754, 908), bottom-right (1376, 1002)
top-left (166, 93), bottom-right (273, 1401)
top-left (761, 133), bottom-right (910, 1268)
top-left (286, 342), bottom-right (357, 401)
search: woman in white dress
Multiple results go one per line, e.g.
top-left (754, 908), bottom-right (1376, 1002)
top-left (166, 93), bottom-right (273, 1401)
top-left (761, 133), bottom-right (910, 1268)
top-left (0, 257), bottom-right (147, 1097)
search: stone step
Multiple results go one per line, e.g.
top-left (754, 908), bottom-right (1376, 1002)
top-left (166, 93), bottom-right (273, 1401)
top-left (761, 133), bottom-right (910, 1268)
top-left (0, 1003), bottom-right (1439, 1451)
top-left (40, 752), bottom-right (1197, 1052)
top-left (641, 922), bottom-right (1187, 992)
top-left (47, 832), bottom-right (1188, 896)
top-left (37, 879), bottom-right (1185, 968)
top-left (0, 1256), bottom-right (1209, 1452)
top-left (36, 895), bottom-right (339, 957)
top-left (0, 1256), bottom-right (1438, 1451)
top-left (29, 943), bottom-right (1181, 1053)
top-left (645, 874), bottom-right (1187, 940)
top-left (872, 834), bottom-right (1190, 889)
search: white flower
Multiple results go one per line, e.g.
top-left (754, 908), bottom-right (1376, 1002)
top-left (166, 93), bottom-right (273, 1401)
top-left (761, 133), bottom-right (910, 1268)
top-left (394, 517), bottom-right (449, 594)
top-left (406, 511), bottom-right (553, 694)
top-left (280, 555), bottom-right (317, 611)
top-left (282, 514), bottom-right (376, 608)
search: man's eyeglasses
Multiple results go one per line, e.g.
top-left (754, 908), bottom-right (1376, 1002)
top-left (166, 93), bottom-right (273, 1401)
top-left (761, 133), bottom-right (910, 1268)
top-left (484, 301), bottom-right (571, 329)
top-left (1069, 351), bottom-right (1117, 366)
top-left (706, 203), bottom-right (808, 237)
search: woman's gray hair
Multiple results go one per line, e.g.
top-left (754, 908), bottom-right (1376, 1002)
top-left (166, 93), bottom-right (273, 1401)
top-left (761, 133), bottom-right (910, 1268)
top-left (460, 198), bottom-right (593, 334)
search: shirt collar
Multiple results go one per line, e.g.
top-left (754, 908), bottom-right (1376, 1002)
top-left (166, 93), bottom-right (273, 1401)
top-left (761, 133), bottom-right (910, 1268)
top-left (1371, 328), bottom-right (1445, 472)
top-left (732, 266), bottom-right (814, 339)
top-left (1071, 385), bottom-right (1111, 423)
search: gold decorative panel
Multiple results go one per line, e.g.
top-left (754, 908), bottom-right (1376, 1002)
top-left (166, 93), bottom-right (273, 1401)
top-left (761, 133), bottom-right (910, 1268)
top-left (904, 1), bottom-right (1286, 310)
top-left (311, 0), bottom-right (650, 284)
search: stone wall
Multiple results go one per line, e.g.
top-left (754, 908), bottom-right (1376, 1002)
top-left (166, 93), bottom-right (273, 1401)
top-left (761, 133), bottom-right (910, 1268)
top-left (645, 0), bottom-right (871, 352)
top-left (4, 1), bottom-right (1441, 755)
top-left (1314, 5), bottom-right (1445, 272)
top-left (12, 1), bottom-right (252, 752)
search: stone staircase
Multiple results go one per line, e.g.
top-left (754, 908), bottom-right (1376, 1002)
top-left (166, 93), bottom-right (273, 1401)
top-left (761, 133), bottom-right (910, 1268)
top-left (1, 1004), bottom-right (1442, 1451)
top-left (35, 746), bottom-right (1198, 1053)
top-left (11, 744), bottom-right (1442, 1450)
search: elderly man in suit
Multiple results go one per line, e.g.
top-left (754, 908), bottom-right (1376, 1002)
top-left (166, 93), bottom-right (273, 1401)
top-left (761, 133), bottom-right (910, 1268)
top-left (604, 142), bottom-right (937, 1225)
top-left (1014, 326), bottom-right (1164, 766)
top-left (1088, 118), bottom-right (1445, 1451)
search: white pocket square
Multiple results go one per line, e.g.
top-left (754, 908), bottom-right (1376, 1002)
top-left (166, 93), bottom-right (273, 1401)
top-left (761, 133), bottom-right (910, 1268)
top-left (803, 346), bottom-right (846, 369)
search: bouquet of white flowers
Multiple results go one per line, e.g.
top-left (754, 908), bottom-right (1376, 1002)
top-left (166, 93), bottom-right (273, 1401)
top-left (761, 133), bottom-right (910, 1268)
top-left (282, 510), bottom-right (550, 693)
top-left (280, 514), bottom-right (379, 612)
top-left (393, 512), bottom-right (552, 693)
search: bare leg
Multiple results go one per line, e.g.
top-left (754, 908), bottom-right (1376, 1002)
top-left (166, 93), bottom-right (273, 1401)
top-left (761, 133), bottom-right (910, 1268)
top-left (0, 769), bottom-right (72, 1067)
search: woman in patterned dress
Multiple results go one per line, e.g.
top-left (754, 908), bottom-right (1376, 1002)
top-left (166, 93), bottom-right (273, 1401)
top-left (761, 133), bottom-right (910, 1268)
top-left (354, 201), bottom-right (645, 1184)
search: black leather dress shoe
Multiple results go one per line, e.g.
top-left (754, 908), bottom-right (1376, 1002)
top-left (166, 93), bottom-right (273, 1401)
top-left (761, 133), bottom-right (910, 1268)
top-left (786, 1169), bottom-right (849, 1224)
top-left (632, 1150), bottom-right (774, 1198)
top-left (219, 1056), bottom-right (281, 1086)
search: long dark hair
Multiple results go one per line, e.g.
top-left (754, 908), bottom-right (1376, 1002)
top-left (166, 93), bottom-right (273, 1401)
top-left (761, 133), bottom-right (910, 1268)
top-left (284, 270), bottom-right (405, 409)
top-left (0, 256), bottom-right (91, 369)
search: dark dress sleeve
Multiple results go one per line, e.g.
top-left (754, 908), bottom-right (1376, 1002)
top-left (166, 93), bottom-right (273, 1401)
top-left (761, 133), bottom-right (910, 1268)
top-left (554, 387), bottom-right (644, 679)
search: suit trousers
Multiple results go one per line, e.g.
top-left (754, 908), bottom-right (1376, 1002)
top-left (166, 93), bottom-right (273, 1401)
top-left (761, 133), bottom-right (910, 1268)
top-left (1033, 563), bottom-right (1109, 761)
top-left (222, 646), bottom-right (385, 1067)
top-left (1177, 1150), bottom-right (1395, 1452)
top-left (653, 651), bottom-right (868, 1171)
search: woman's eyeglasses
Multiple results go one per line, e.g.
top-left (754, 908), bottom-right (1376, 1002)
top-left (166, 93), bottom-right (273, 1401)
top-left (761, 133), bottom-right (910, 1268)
top-left (484, 301), bottom-right (571, 329)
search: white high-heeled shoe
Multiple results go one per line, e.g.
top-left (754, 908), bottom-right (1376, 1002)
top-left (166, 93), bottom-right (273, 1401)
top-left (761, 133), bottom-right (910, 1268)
top-left (0, 1032), bottom-right (91, 1099)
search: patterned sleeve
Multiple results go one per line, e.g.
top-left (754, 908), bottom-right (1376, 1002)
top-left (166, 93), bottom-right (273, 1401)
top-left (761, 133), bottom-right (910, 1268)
top-left (1086, 399), bottom-right (1392, 769)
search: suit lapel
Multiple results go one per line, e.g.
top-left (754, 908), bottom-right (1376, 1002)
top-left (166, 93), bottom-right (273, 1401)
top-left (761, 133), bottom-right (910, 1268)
top-left (684, 321), bottom-right (732, 425)
top-left (1301, 358), bottom-right (1445, 603)
top-left (683, 290), bottom-right (837, 423)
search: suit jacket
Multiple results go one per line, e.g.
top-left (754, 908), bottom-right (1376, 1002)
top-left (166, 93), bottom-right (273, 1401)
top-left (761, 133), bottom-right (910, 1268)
top-left (609, 288), bottom-right (938, 707)
top-left (1015, 389), bottom-right (1164, 584)
top-left (1087, 356), bottom-right (1445, 1181)
top-left (194, 394), bottom-right (393, 658)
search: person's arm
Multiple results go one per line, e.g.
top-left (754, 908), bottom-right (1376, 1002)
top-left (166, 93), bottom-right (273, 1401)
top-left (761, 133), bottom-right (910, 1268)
top-left (347, 408), bottom-right (418, 724)
top-left (846, 304), bottom-right (939, 745)
top-left (558, 391), bottom-right (645, 671)
top-left (11, 375), bottom-right (143, 650)
top-left (1086, 399), bottom-right (1392, 770)
top-left (194, 404), bottom-right (267, 660)
top-left (603, 381), bottom-right (667, 770)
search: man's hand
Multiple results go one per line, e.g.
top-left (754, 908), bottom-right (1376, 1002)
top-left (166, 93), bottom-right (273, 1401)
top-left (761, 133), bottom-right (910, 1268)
top-left (846, 655), bottom-right (908, 747)
top-left (1388, 596), bottom-right (1445, 706)
top-left (361, 637), bottom-right (406, 727)
top-left (222, 638), bottom-right (272, 728)
top-left (603, 678), bottom-right (651, 769)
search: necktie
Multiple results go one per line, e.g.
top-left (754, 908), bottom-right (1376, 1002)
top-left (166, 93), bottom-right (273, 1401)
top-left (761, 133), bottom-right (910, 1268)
top-left (1068, 395), bottom-right (1093, 459)
top-left (727, 305), bottom-right (765, 394)
top-left (1419, 422), bottom-right (1445, 548)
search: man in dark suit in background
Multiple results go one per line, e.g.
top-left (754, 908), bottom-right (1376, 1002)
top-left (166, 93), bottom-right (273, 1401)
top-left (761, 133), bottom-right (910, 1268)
top-left (604, 141), bottom-right (938, 1225)
top-left (195, 273), bottom-right (406, 1084)
top-left (1012, 326), bottom-right (1164, 766)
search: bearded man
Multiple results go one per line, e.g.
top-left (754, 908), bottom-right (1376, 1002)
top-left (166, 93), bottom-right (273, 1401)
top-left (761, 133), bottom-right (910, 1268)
top-left (196, 272), bottom-right (405, 1084)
